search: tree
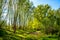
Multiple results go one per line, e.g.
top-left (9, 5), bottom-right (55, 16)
top-left (0, 0), bottom-right (3, 28)
top-left (8, 0), bottom-right (34, 33)
top-left (17, 0), bottom-right (34, 29)
top-left (34, 4), bottom-right (50, 22)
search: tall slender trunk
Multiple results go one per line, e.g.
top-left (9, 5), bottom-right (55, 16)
top-left (13, 0), bottom-right (17, 33)
top-left (13, 17), bottom-right (16, 33)
top-left (13, 10), bottom-right (17, 33)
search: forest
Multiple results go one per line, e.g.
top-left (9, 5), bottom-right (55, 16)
top-left (0, 0), bottom-right (60, 40)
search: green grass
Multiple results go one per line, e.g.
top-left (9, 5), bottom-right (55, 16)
top-left (0, 29), bottom-right (58, 40)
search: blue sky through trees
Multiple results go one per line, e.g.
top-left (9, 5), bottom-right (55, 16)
top-left (30, 0), bottom-right (60, 9)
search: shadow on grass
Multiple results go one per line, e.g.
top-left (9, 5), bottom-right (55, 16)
top-left (0, 29), bottom-right (21, 40)
top-left (0, 29), bottom-right (59, 40)
top-left (0, 29), bottom-right (8, 37)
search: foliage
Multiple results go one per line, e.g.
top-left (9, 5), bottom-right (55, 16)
top-left (0, 0), bottom-right (60, 40)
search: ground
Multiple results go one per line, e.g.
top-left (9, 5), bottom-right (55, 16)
top-left (0, 28), bottom-right (58, 40)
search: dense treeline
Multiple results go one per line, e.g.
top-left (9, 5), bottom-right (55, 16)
top-left (0, 0), bottom-right (60, 40)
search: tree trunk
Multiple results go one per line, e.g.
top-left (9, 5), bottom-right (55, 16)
top-left (13, 23), bottom-right (16, 33)
top-left (13, 14), bottom-right (17, 33)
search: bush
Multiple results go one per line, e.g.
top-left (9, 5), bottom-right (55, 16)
top-left (45, 26), bottom-right (59, 35)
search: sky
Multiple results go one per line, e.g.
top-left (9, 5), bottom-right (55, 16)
top-left (30, 0), bottom-right (60, 9)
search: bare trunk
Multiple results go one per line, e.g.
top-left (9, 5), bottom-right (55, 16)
top-left (13, 16), bottom-right (17, 33)
top-left (13, 23), bottom-right (16, 33)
